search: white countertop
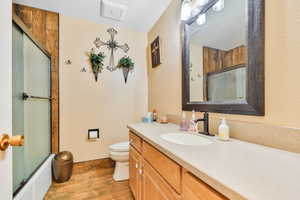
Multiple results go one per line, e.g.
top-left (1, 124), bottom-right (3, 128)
top-left (127, 122), bottom-right (300, 200)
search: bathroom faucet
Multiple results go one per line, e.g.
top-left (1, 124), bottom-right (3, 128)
top-left (194, 112), bottom-right (213, 136)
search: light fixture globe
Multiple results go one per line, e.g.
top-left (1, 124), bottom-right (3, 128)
top-left (181, 0), bottom-right (192, 21)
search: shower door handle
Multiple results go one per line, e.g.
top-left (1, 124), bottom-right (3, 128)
top-left (0, 134), bottom-right (24, 151)
top-left (22, 92), bottom-right (52, 101)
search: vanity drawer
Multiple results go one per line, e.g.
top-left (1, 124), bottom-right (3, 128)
top-left (142, 141), bottom-right (181, 194)
top-left (182, 171), bottom-right (228, 200)
top-left (141, 158), bottom-right (181, 200)
top-left (129, 131), bottom-right (142, 152)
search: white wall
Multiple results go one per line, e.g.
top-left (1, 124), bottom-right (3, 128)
top-left (59, 15), bottom-right (148, 162)
top-left (0, 0), bottom-right (13, 199)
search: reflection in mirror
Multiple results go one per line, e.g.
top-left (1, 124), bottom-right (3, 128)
top-left (189, 0), bottom-right (247, 103)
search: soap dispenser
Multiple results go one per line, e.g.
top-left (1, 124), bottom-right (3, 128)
top-left (180, 112), bottom-right (189, 131)
top-left (188, 110), bottom-right (197, 132)
top-left (218, 118), bottom-right (230, 141)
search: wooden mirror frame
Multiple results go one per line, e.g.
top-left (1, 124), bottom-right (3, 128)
top-left (182, 0), bottom-right (265, 116)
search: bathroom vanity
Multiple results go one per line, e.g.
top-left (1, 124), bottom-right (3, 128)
top-left (128, 129), bottom-right (226, 200)
top-left (128, 123), bottom-right (300, 200)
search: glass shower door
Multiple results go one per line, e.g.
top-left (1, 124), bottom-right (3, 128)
top-left (12, 24), bottom-right (51, 194)
top-left (12, 22), bottom-right (25, 194)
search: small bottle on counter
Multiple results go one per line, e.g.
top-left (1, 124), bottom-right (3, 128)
top-left (142, 112), bottom-right (154, 123)
top-left (180, 112), bottom-right (189, 131)
top-left (218, 118), bottom-right (230, 141)
top-left (153, 109), bottom-right (157, 122)
top-left (146, 112), bottom-right (153, 123)
top-left (188, 110), bottom-right (197, 132)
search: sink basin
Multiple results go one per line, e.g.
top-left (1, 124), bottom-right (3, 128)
top-left (160, 133), bottom-right (212, 146)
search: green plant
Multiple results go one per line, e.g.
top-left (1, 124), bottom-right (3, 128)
top-left (89, 49), bottom-right (105, 81)
top-left (117, 56), bottom-right (134, 70)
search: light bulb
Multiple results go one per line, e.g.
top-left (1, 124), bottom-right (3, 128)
top-left (181, 0), bottom-right (192, 21)
top-left (195, 0), bottom-right (209, 7)
top-left (212, 0), bottom-right (225, 12)
top-left (196, 14), bottom-right (206, 26)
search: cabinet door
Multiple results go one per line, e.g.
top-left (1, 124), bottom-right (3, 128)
top-left (141, 159), bottom-right (181, 200)
top-left (182, 171), bottom-right (228, 200)
top-left (142, 141), bottom-right (181, 193)
top-left (130, 146), bottom-right (141, 200)
top-left (129, 131), bottom-right (142, 152)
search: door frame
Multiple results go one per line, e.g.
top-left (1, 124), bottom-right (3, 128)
top-left (12, 13), bottom-right (51, 58)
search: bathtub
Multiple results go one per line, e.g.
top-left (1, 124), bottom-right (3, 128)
top-left (14, 155), bottom-right (54, 200)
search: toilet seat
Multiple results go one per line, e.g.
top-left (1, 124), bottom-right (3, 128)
top-left (109, 141), bottom-right (129, 152)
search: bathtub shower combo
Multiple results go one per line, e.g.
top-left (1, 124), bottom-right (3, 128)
top-left (12, 23), bottom-right (53, 200)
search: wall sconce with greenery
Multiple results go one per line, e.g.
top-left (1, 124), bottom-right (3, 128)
top-left (117, 56), bottom-right (134, 83)
top-left (88, 48), bottom-right (106, 82)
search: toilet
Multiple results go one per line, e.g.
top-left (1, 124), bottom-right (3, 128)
top-left (109, 141), bottom-right (130, 181)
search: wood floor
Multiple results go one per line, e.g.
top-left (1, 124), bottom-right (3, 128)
top-left (44, 159), bottom-right (134, 200)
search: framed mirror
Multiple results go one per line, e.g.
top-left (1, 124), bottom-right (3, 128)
top-left (182, 0), bottom-right (265, 115)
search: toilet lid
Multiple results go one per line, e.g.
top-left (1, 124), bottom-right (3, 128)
top-left (109, 141), bottom-right (129, 152)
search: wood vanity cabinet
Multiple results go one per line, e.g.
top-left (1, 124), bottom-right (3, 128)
top-left (141, 158), bottom-right (181, 200)
top-left (142, 141), bottom-right (181, 193)
top-left (130, 131), bottom-right (142, 152)
top-left (129, 146), bottom-right (142, 200)
top-left (182, 170), bottom-right (228, 200)
top-left (129, 145), bottom-right (180, 200)
top-left (129, 131), bottom-right (228, 200)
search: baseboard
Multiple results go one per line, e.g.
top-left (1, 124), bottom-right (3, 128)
top-left (74, 158), bottom-right (115, 169)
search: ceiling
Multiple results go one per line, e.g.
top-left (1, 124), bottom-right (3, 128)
top-left (13, 0), bottom-right (172, 32)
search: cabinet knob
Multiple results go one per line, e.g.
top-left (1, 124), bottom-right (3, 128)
top-left (135, 163), bottom-right (139, 169)
top-left (139, 169), bottom-right (143, 175)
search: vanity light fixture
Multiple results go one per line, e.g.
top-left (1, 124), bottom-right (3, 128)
top-left (196, 14), bottom-right (206, 26)
top-left (181, 0), bottom-right (192, 21)
top-left (212, 0), bottom-right (225, 12)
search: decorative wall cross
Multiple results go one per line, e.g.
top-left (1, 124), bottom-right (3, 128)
top-left (94, 28), bottom-right (130, 72)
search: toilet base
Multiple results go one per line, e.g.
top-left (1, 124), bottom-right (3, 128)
top-left (113, 161), bottom-right (129, 181)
